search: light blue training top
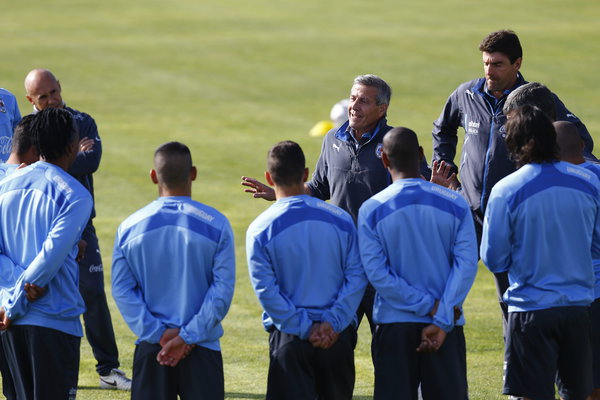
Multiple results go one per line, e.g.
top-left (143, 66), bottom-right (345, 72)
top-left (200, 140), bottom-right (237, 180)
top-left (112, 196), bottom-right (235, 351)
top-left (481, 162), bottom-right (600, 312)
top-left (246, 195), bottom-right (367, 339)
top-left (358, 178), bottom-right (478, 332)
top-left (0, 161), bottom-right (92, 336)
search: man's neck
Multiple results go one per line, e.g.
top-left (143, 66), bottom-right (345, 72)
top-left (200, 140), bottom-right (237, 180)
top-left (158, 186), bottom-right (191, 197)
top-left (562, 155), bottom-right (585, 165)
top-left (5, 154), bottom-right (22, 165)
top-left (274, 183), bottom-right (305, 200)
top-left (390, 170), bottom-right (420, 182)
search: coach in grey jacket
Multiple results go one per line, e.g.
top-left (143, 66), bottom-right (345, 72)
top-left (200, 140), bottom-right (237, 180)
top-left (432, 30), bottom-right (595, 225)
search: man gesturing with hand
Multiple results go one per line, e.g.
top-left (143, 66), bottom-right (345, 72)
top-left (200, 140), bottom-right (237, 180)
top-left (246, 141), bottom-right (367, 400)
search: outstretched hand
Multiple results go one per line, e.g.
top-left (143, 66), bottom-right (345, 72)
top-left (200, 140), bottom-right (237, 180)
top-left (430, 160), bottom-right (459, 190)
top-left (416, 324), bottom-right (447, 353)
top-left (308, 322), bottom-right (339, 350)
top-left (241, 176), bottom-right (276, 201)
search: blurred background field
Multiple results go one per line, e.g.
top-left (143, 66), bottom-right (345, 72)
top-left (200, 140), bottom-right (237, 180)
top-left (1, 0), bottom-right (599, 398)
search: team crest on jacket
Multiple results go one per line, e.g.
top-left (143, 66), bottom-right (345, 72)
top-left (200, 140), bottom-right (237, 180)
top-left (375, 143), bottom-right (383, 159)
top-left (0, 99), bottom-right (5, 113)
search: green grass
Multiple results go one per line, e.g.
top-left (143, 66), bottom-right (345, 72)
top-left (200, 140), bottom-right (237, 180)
top-left (1, 0), bottom-right (599, 398)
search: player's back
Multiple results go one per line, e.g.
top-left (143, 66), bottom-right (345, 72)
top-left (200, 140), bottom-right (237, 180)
top-left (113, 196), bottom-right (234, 338)
top-left (358, 178), bottom-right (476, 324)
top-left (247, 195), bottom-right (356, 312)
top-left (0, 161), bottom-right (91, 333)
top-left (485, 162), bottom-right (600, 311)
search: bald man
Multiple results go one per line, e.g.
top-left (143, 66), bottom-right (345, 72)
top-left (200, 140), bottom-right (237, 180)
top-left (358, 127), bottom-right (477, 399)
top-left (556, 120), bottom-right (600, 400)
top-left (24, 69), bottom-right (131, 390)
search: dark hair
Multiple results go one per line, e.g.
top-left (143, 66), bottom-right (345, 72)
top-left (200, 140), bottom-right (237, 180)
top-left (31, 108), bottom-right (77, 162)
top-left (382, 127), bottom-right (420, 171)
top-left (154, 141), bottom-right (193, 187)
top-left (479, 30), bottom-right (522, 63)
top-left (503, 82), bottom-right (556, 121)
top-left (267, 141), bottom-right (305, 187)
top-left (11, 114), bottom-right (36, 156)
top-left (504, 104), bottom-right (559, 167)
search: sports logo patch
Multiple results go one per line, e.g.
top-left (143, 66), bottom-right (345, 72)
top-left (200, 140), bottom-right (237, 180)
top-left (375, 143), bottom-right (383, 159)
top-left (0, 99), bottom-right (5, 113)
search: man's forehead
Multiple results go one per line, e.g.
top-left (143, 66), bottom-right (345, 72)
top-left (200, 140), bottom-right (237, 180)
top-left (350, 84), bottom-right (377, 97)
top-left (482, 51), bottom-right (510, 63)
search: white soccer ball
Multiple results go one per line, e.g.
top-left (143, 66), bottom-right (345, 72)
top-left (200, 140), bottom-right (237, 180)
top-left (330, 99), bottom-right (349, 126)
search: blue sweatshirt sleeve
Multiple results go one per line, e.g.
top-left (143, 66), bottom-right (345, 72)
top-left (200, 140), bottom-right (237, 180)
top-left (480, 191), bottom-right (512, 273)
top-left (432, 90), bottom-right (462, 173)
top-left (69, 114), bottom-right (102, 176)
top-left (320, 227), bottom-right (367, 333)
top-left (246, 229), bottom-right (314, 339)
top-left (111, 233), bottom-right (166, 343)
top-left (5, 194), bottom-right (92, 320)
top-left (179, 221), bottom-right (236, 345)
top-left (433, 212), bottom-right (478, 332)
top-left (358, 210), bottom-right (436, 316)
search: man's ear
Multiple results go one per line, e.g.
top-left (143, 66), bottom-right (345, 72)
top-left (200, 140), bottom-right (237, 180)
top-left (378, 103), bottom-right (389, 118)
top-left (190, 166), bottom-right (197, 182)
top-left (302, 167), bottom-right (309, 183)
top-left (265, 171), bottom-right (275, 187)
top-left (26, 95), bottom-right (34, 105)
top-left (381, 151), bottom-right (390, 169)
top-left (513, 57), bottom-right (522, 70)
top-left (150, 169), bottom-right (159, 184)
top-left (418, 146), bottom-right (425, 162)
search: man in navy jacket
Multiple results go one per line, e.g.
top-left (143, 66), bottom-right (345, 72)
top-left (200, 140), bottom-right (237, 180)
top-left (24, 69), bottom-right (131, 390)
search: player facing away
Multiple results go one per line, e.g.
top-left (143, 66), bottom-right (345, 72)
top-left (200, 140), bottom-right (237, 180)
top-left (555, 120), bottom-right (600, 400)
top-left (0, 114), bottom-right (41, 400)
top-left (0, 108), bottom-right (93, 400)
top-left (357, 127), bottom-right (478, 400)
top-left (481, 105), bottom-right (600, 400)
top-left (112, 141), bottom-right (235, 400)
top-left (246, 140), bottom-right (367, 400)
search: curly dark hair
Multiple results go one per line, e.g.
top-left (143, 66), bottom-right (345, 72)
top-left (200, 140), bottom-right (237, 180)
top-left (31, 108), bottom-right (77, 162)
top-left (504, 104), bottom-right (560, 167)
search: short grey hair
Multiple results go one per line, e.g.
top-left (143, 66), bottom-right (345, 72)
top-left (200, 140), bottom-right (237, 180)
top-left (353, 74), bottom-right (392, 106)
top-left (503, 82), bottom-right (556, 121)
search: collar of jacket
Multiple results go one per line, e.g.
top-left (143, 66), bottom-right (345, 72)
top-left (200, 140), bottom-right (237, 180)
top-left (334, 117), bottom-right (388, 144)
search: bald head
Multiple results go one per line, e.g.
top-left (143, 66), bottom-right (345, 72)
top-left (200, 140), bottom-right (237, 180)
top-left (554, 121), bottom-right (584, 164)
top-left (24, 69), bottom-right (64, 110)
top-left (382, 127), bottom-right (422, 175)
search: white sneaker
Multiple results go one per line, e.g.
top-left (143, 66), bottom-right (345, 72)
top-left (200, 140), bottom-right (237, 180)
top-left (99, 368), bottom-right (132, 391)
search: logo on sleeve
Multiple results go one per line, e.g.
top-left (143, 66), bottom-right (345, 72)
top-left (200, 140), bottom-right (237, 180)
top-left (0, 99), bottom-right (5, 113)
top-left (332, 143), bottom-right (340, 152)
top-left (375, 143), bottom-right (383, 159)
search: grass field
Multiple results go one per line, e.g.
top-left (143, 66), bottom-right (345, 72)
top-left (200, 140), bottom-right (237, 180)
top-left (1, 0), bottom-right (599, 398)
